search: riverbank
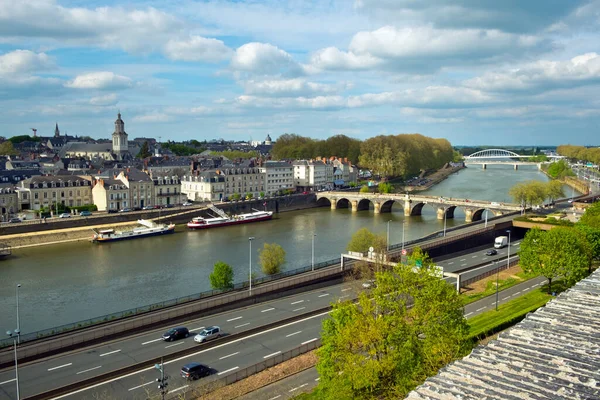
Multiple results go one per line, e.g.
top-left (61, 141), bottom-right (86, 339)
top-left (404, 164), bottom-right (465, 192)
top-left (540, 168), bottom-right (589, 194)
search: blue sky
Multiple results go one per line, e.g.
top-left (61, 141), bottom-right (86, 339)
top-left (1, 0), bottom-right (600, 145)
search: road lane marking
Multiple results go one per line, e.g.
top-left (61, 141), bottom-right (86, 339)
top-left (447, 262), bottom-right (454, 265)
top-left (293, 307), bottom-right (306, 312)
top-left (219, 352), bottom-right (240, 360)
top-left (48, 310), bottom-right (332, 399)
top-left (302, 338), bottom-right (318, 345)
top-left (99, 350), bottom-right (121, 357)
top-left (461, 264), bottom-right (467, 267)
top-left (218, 366), bottom-right (239, 375)
top-left (318, 293), bottom-right (330, 297)
top-left (170, 385), bottom-right (189, 393)
top-left (291, 300), bottom-right (304, 305)
top-left (76, 366), bottom-right (102, 375)
top-left (503, 296), bottom-right (510, 301)
top-left (262, 308), bottom-right (275, 312)
top-left (464, 312), bottom-right (473, 317)
top-left (514, 291), bottom-right (521, 295)
top-left (141, 338), bottom-right (163, 345)
top-left (341, 288), bottom-right (351, 292)
top-left (533, 283), bottom-right (541, 287)
top-left (128, 381), bottom-right (154, 391)
top-left (227, 316), bottom-right (242, 322)
top-left (339, 294), bottom-right (350, 298)
top-left (269, 396), bottom-right (281, 400)
top-left (460, 259), bottom-right (466, 261)
top-left (165, 342), bottom-right (184, 349)
top-left (264, 351), bottom-right (282, 359)
top-left (472, 255), bottom-right (478, 258)
top-left (234, 323), bottom-right (250, 328)
top-left (476, 307), bottom-right (486, 312)
top-left (0, 378), bottom-right (16, 385)
top-left (315, 377), bottom-right (320, 381)
top-left (286, 331), bottom-right (302, 337)
top-left (290, 383), bottom-right (309, 392)
top-left (48, 363), bottom-right (72, 371)
top-left (191, 326), bottom-right (205, 332)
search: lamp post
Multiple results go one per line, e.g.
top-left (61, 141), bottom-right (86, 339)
top-left (401, 221), bottom-right (406, 254)
top-left (248, 237), bottom-right (255, 294)
top-left (484, 209), bottom-right (488, 228)
top-left (506, 229), bottom-right (511, 273)
top-left (311, 234), bottom-right (316, 271)
top-left (386, 220), bottom-right (391, 251)
top-left (7, 330), bottom-right (20, 400)
top-left (495, 261), bottom-right (500, 311)
top-left (16, 283), bottom-right (21, 344)
top-left (443, 209), bottom-right (447, 237)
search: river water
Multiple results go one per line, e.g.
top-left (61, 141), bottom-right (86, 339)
top-left (0, 165), bottom-right (579, 333)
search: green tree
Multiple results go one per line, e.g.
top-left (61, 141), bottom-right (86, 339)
top-left (509, 181), bottom-right (547, 207)
top-left (137, 141), bottom-right (151, 159)
top-left (316, 259), bottom-right (470, 399)
top-left (0, 141), bottom-right (19, 156)
top-left (544, 180), bottom-right (564, 204)
top-left (545, 159), bottom-right (574, 179)
top-left (359, 185), bottom-right (370, 193)
top-left (520, 227), bottom-right (591, 293)
top-left (575, 224), bottom-right (600, 260)
top-left (346, 228), bottom-right (387, 253)
top-left (259, 243), bottom-right (286, 275)
top-left (8, 135), bottom-right (40, 144)
top-left (231, 193), bottom-right (241, 201)
top-left (209, 261), bottom-right (234, 290)
top-left (579, 201), bottom-right (600, 228)
top-left (378, 182), bottom-right (393, 193)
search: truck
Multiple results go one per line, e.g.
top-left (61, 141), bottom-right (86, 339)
top-left (494, 236), bottom-right (508, 249)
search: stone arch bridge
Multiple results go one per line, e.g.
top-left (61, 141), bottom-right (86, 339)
top-left (316, 192), bottom-right (522, 222)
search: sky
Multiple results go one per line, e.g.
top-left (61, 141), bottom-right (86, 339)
top-left (1, 0), bottom-right (600, 146)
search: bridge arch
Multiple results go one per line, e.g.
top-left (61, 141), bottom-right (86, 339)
top-left (471, 208), bottom-right (502, 221)
top-left (357, 198), bottom-right (372, 211)
top-left (336, 198), bottom-right (351, 209)
top-left (380, 199), bottom-right (402, 213)
top-left (465, 149), bottom-right (522, 159)
top-left (316, 196), bottom-right (331, 207)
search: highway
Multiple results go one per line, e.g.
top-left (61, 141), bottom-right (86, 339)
top-left (0, 244), bottom-right (520, 400)
top-left (241, 275), bottom-right (547, 400)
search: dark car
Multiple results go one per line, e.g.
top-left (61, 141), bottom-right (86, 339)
top-left (485, 249), bottom-right (498, 256)
top-left (181, 362), bottom-right (211, 380)
top-left (162, 327), bottom-right (189, 342)
top-left (79, 211), bottom-right (92, 217)
top-left (8, 218), bottom-right (21, 223)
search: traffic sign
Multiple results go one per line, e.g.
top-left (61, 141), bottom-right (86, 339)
top-left (401, 249), bottom-right (407, 256)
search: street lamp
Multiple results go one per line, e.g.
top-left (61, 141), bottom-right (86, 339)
top-left (506, 229), bottom-right (511, 273)
top-left (484, 209), bottom-right (488, 228)
top-left (386, 220), bottom-right (391, 251)
top-left (16, 283), bottom-right (21, 344)
top-left (443, 208), bottom-right (447, 237)
top-left (311, 233), bottom-right (316, 271)
top-left (401, 221), bottom-right (406, 253)
top-left (248, 237), bottom-right (255, 294)
top-left (6, 330), bottom-right (20, 400)
top-left (495, 261), bottom-right (500, 311)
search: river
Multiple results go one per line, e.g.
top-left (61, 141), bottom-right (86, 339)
top-left (0, 165), bottom-right (580, 333)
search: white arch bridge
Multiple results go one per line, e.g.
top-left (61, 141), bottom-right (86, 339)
top-left (316, 192), bottom-right (522, 222)
top-left (463, 149), bottom-right (561, 170)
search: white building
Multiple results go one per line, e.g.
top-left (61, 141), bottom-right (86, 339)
top-left (293, 159), bottom-right (333, 191)
top-left (181, 172), bottom-right (225, 202)
top-left (153, 175), bottom-right (183, 206)
top-left (260, 161), bottom-right (294, 195)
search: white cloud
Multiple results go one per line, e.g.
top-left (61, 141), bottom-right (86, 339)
top-left (242, 78), bottom-right (347, 97)
top-left (0, 50), bottom-right (54, 76)
top-left (465, 52), bottom-right (600, 93)
top-left (231, 42), bottom-right (304, 77)
top-left (311, 25), bottom-right (548, 73)
top-left (132, 113), bottom-right (171, 122)
top-left (89, 93), bottom-right (118, 106)
top-left (65, 72), bottom-right (133, 90)
top-left (164, 36), bottom-right (232, 62)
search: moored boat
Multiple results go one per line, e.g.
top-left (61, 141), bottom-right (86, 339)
top-left (187, 205), bottom-right (273, 229)
top-left (92, 219), bottom-right (175, 243)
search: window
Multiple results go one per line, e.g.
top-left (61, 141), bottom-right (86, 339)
top-left (69, 191), bottom-right (73, 197)
top-left (43, 192), bottom-right (47, 199)
top-left (110, 194), bottom-right (114, 200)
top-left (61, 191), bottom-right (65, 198)
top-left (52, 192), bottom-right (56, 198)
top-left (77, 190), bottom-right (80, 196)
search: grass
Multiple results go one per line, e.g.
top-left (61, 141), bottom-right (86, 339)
top-left (467, 288), bottom-right (554, 340)
top-left (463, 276), bottom-right (521, 304)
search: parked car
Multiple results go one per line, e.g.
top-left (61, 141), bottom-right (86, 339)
top-left (164, 204), bottom-right (174, 208)
top-left (142, 206), bottom-right (154, 210)
top-left (79, 211), bottom-right (92, 217)
top-left (58, 213), bottom-right (71, 218)
top-left (8, 218), bottom-right (21, 223)
top-left (162, 327), bottom-right (189, 342)
top-left (194, 326), bottom-right (222, 343)
top-left (485, 249), bottom-right (498, 256)
top-left (181, 362), bottom-right (211, 380)
top-left (118, 208), bottom-right (131, 212)
top-left (182, 201), bottom-right (193, 206)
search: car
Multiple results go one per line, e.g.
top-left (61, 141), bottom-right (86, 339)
top-left (142, 206), bottom-right (154, 210)
top-left (162, 327), bottom-right (189, 342)
top-left (485, 249), bottom-right (498, 256)
top-left (182, 201), bottom-right (193, 206)
top-left (181, 362), bottom-right (211, 380)
top-left (118, 208), bottom-right (131, 212)
top-left (362, 279), bottom-right (376, 289)
top-left (79, 211), bottom-right (92, 217)
top-left (568, 199), bottom-right (574, 203)
top-left (8, 218), bottom-right (21, 223)
top-left (194, 326), bottom-right (222, 343)
top-left (58, 213), bottom-right (71, 218)
top-left (302, 191), bottom-right (308, 195)
top-left (164, 204), bottom-right (174, 208)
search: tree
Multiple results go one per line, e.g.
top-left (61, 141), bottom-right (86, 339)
top-left (545, 159), bottom-right (574, 179)
top-left (545, 180), bottom-right (564, 204)
top-left (359, 185), bottom-right (370, 193)
top-left (378, 182), bottom-right (393, 193)
top-left (575, 224), bottom-right (600, 260)
top-left (209, 261), bottom-right (234, 290)
top-left (520, 227), bottom-right (592, 293)
top-left (0, 141), bottom-right (19, 156)
top-left (509, 181), bottom-right (551, 207)
top-left (316, 256), bottom-right (470, 399)
top-left (579, 201), bottom-right (600, 229)
top-left (347, 228), bottom-right (376, 253)
top-left (259, 243), bottom-right (286, 275)
top-left (137, 141), bottom-right (151, 159)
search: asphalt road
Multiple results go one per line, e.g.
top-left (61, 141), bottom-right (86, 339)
top-left (0, 244), bottom-right (521, 400)
top-left (241, 275), bottom-right (548, 400)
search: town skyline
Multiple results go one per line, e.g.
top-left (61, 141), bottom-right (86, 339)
top-left (1, 1), bottom-right (600, 145)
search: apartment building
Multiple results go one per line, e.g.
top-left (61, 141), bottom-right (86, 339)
top-left (181, 172), bottom-right (225, 202)
top-left (293, 160), bottom-right (334, 191)
top-left (17, 175), bottom-right (93, 211)
top-left (153, 175), bottom-right (183, 206)
top-left (259, 161), bottom-right (294, 195)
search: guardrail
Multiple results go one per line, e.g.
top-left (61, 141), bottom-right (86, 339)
top-left (23, 308), bottom-right (329, 400)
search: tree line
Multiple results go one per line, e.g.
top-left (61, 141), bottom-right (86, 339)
top-left (557, 145), bottom-right (600, 165)
top-left (271, 134), bottom-right (362, 164)
top-left (509, 180), bottom-right (565, 206)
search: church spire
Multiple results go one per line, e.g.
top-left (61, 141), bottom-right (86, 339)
top-left (54, 123), bottom-right (60, 138)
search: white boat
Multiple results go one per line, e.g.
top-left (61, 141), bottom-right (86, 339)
top-left (187, 206), bottom-right (273, 229)
top-left (92, 219), bottom-right (175, 243)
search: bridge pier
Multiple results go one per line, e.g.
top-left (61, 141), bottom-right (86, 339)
top-left (330, 201), bottom-right (337, 210)
top-left (351, 200), bottom-right (358, 212)
top-left (373, 202), bottom-right (381, 214)
top-left (482, 164), bottom-right (487, 170)
top-left (404, 200), bottom-right (411, 216)
top-left (464, 209), bottom-right (473, 223)
top-left (514, 164), bottom-right (518, 170)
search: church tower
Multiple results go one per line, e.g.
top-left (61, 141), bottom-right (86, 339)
top-left (112, 112), bottom-right (129, 160)
top-left (54, 123), bottom-right (60, 137)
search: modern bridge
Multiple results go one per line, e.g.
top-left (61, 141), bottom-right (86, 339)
top-left (463, 149), bottom-right (561, 170)
top-left (316, 191), bottom-right (522, 222)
